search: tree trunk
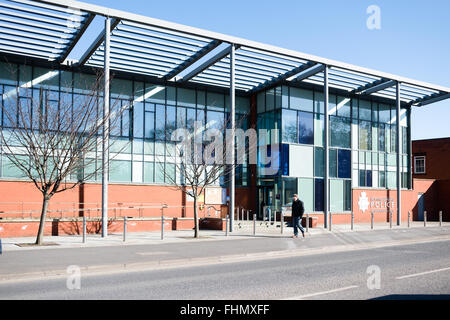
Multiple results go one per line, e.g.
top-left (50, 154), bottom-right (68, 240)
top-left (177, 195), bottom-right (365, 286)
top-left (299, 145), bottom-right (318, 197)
top-left (193, 196), bottom-right (199, 238)
top-left (35, 194), bottom-right (50, 245)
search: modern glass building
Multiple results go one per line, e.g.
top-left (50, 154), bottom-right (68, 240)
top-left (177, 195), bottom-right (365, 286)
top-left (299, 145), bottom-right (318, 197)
top-left (1, 0), bottom-right (449, 231)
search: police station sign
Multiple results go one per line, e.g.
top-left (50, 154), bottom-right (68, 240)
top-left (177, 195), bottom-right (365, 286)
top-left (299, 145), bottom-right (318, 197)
top-left (358, 192), bottom-right (395, 213)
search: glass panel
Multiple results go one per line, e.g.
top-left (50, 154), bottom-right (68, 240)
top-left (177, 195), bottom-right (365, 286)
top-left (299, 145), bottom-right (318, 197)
top-left (359, 120), bottom-right (372, 150)
top-left (207, 92), bottom-right (224, 111)
top-left (330, 116), bottom-right (351, 148)
top-left (329, 149), bottom-right (337, 178)
top-left (0, 62), bottom-right (17, 85)
top-left (266, 88), bottom-right (275, 111)
top-left (314, 178), bottom-right (324, 212)
top-left (379, 104), bottom-right (391, 123)
top-left (314, 113), bottom-right (324, 146)
top-left (281, 144), bottom-right (289, 176)
top-left (155, 104), bottom-right (165, 140)
top-left (166, 105), bottom-right (176, 138)
top-left (290, 87), bottom-right (313, 112)
top-left (133, 102), bottom-right (144, 138)
top-left (155, 163), bottom-right (165, 183)
top-left (166, 86), bottom-right (176, 105)
top-left (379, 170), bottom-right (386, 188)
top-left (344, 180), bottom-right (352, 211)
top-left (338, 149), bottom-right (351, 179)
top-left (314, 91), bottom-right (324, 114)
top-left (282, 109), bottom-right (297, 143)
top-left (144, 111), bottom-right (154, 139)
top-left (177, 88), bottom-right (196, 108)
top-left (330, 179), bottom-right (344, 212)
top-left (298, 178), bottom-right (313, 212)
top-left (110, 160), bottom-right (131, 182)
top-left (314, 147), bottom-right (324, 177)
top-left (2, 155), bottom-right (28, 178)
top-left (282, 86), bottom-right (289, 109)
top-left (378, 123), bottom-right (385, 152)
top-left (289, 145), bottom-right (313, 178)
top-left (328, 94), bottom-right (337, 115)
top-left (111, 78), bottom-right (132, 98)
top-left (359, 99), bottom-right (372, 121)
top-left (298, 111), bottom-right (314, 145)
top-left (282, 178), bottom-right (297, 205)
top-left (144, 84), bottom-right (165, 104)
top-left (336, 96), bottom-right (351, 117)
top-left (257, 92), bottom-right (265, 113)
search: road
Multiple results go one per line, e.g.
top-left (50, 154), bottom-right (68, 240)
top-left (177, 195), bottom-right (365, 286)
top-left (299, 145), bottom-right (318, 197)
top-left (1, 239), bottom-right (449, 300)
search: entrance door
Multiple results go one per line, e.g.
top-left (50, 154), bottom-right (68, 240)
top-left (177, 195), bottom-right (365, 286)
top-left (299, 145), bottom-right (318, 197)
top-left (418, 193), bottom-right (425, 221)
top-left (258, 186), bottom-right (274, 220)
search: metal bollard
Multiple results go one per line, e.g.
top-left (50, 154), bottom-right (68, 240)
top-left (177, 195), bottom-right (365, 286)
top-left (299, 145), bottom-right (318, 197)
top-left (306, 213), bottom-right (309, 233)
top-left (329, 212), bottom-right (332, 231)
top-left (247, 210), bottom-right (249, 221)
top-left (351, 211), bottom-right (354, 231)
top-left (439, 211), bottom-right (443, 227)
top-left (281, 212), bottom-right (284, 234)
top-left (82, 216), bottom-right (87, 243)
top-left (408, 211), bottom-right (411, 228)
top-left (123, 216), bottom-right (127, 242)
top-left (225, 215), bottom-right (229, 237)
top-left (424, 211), bottom-right (427, 227)
top-left (0, 239), bottom-right (2, 255)
top-left (161, 215), bottom-right (165, 240)
top-left (371, 211), bottom-right (374, 230)
top-left (253, 214), bottom-right (256, 236)
top-left (390, 210), bottom-right (392, 229)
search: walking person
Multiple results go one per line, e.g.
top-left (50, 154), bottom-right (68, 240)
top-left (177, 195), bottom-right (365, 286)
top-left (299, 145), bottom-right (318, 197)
top-left (292, 194), bottom-right (305, 238)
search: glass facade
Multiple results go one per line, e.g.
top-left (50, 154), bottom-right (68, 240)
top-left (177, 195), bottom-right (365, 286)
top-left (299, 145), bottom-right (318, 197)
top-left (0, 62), bottom-right (250, 186)
top-left (257, 85), bottom-right (412, 214)
top-left (0, 62), bottom-right (412, 215)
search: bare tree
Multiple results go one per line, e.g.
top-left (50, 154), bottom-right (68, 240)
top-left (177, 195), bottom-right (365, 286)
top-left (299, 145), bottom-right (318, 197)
top-left (0, 65), bottom-right (126, 245)
top-left (159, 113), bottom-right (253, 238)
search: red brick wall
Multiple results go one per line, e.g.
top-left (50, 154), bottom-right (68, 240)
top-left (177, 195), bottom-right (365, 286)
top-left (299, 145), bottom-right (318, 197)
top-left (413, 138), bottom-right (450, 180)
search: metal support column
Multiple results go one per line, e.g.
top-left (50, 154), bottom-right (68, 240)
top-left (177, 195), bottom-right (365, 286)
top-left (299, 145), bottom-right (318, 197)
top-left (102, 17), bottom-right (111, 238)
top-left (324, 66), bottom-right (330, 229)
top-left (229, 44), bottom-right (236, 232)
top-left (396, 82), bottom-right (401, 226)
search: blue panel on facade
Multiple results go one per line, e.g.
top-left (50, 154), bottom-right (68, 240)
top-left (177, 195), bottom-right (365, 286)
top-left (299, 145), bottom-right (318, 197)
top-left (338, 149), bottom-right (351, 179)
top-left (298, 111), bottom-right (314, 145)
top-left (315, 178), bottom-right (324, 212)
top-left (281, 143), bottom-right (289, 176)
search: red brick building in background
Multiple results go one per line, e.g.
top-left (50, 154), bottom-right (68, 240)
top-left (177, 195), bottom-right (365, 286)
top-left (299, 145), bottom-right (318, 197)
top-left (412, 137), bottom-right (450, 222)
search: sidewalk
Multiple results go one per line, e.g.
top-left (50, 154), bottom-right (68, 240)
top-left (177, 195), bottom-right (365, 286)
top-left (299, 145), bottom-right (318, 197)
top-left (1, 221), bottom-right (448, 252)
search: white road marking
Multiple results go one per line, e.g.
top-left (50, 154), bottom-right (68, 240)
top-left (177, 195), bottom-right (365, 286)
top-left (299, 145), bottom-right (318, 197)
top-left (396, 267), bottom-right (450, 280)
top-left (284, 285), bottom-right (359, 300)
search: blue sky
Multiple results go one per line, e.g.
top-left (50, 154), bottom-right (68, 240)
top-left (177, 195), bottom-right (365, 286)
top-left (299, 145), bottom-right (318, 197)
top-left (79, 0), bottom-right (450, 140)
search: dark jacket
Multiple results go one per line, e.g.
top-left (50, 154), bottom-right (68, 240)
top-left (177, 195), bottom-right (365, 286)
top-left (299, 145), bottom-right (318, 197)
top-left (292, 199), bottom-right (305, 218)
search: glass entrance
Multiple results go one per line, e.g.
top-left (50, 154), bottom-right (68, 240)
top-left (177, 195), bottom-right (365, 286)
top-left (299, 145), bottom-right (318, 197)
top-left (258, 186), bottom-right (275, 220)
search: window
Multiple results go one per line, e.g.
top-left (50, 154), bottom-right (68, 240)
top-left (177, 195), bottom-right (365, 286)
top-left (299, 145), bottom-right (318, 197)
top-left (290, 88), bottom-right (313, 112)
top-left (282, 109), bottom-right (297, 143)
top-left (359, 169), bottom-right (373, 187)
top-left (314, 178), bottom-right (324, 212)
top-left (337, 149), bottom-right (351, 179)
top-left (414, 156), bottom-right (426, 174)
top-left (359, 121), bottom-right (372, 150)
top-left (298, 111), bottom-right (314, 145)
top-left (282, 178), bottom-right (297, 205)
top-left (330, 116), bottom-right (351, 148)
